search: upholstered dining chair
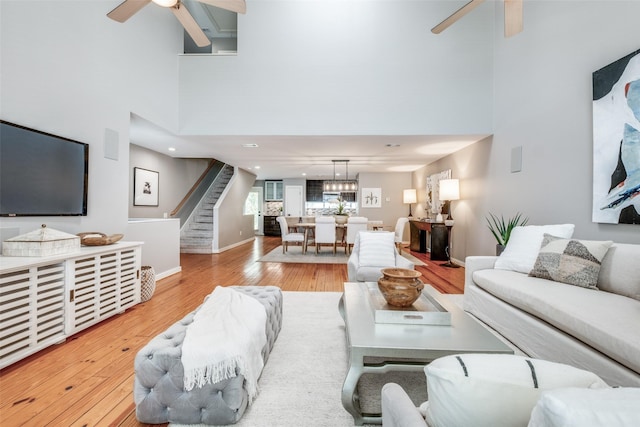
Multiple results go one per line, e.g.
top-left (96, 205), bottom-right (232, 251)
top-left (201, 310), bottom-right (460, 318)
top-left (394, 217), bottom-right (409, 254)
top-left (345, 216), bottom-right (368, 254)
top-left (277, 216), bottom-right (305, 253)
top-left (314, 216), bottom-right (337, 254)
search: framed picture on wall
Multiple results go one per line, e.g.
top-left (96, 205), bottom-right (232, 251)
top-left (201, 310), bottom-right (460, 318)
top-left (592, 49), bottom-right (640, 224)
top-left (134, 167), bottom-right (159, 206)
top-left (361, 188), bottom-right (381, 208)
top-left (426, 169), bottom-right (451, 215)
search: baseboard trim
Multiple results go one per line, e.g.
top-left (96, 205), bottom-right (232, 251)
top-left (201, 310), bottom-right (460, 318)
top-left (155, 266), bottom-right (182, 280)
top-left (214, 237), bottom-right (255, 253)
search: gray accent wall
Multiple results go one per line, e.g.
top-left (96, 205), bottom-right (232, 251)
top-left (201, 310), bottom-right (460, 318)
top-left (129, 144), bottom-right (210, 219)
top-left (415, 1), bottom-right (640, 263)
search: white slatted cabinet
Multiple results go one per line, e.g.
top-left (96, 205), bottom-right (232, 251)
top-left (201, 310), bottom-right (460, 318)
top-left (0, 242), bottom-right (142, 369)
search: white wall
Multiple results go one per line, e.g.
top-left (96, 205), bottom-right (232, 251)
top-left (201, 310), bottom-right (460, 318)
top-left (178, 0), bottom-right (494, 136)
top-left (0, 1), bottom-right (182, 237)
top-left (125, 218), bottom-right (181, 279)
top-left (214, 167), bottom-right (257, 251)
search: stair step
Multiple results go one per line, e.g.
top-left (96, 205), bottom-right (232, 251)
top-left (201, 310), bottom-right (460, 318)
top-left (179, 163), bottom-right (236, 252)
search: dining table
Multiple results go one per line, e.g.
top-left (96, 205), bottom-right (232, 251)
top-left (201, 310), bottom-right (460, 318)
top-left (291, 220), bottom-right (384, 254)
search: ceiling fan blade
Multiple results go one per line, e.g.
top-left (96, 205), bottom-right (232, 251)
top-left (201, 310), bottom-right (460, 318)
top-left (107, 0), bottom-right (152, 23)
top-left (431, 0), bottom-right (485, 34)
top-left (197, 0), bottom-right (246, 15)
top-left (172, 3), bottom-right (211, 47)
top-left (504, 0), bottom-right (523, 37)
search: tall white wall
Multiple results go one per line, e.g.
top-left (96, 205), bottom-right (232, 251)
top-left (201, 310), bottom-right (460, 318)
top-left (178, 0), bottom-right (494, 135)
top-left (0, 0), bottom-right (183, 236)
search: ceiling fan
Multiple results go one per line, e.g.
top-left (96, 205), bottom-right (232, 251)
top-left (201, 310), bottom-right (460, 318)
top-left (431, 0), bottom-right (523, 37)
top-left (107, 0), bottom-right (246, 47)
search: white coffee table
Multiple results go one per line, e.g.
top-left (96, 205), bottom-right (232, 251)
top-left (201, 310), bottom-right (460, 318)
top-left (341, 282), bottom-right (514, 425)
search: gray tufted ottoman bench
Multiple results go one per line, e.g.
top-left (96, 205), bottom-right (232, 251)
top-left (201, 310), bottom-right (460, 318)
top-left (133, 285), bottom-right (283, 425)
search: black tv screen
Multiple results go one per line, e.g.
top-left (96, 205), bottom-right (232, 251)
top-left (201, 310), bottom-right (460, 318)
top-left (0, 120), bottom-right (89, 216)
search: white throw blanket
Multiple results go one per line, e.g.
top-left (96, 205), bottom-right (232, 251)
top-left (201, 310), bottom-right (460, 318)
top-left (181, 286), bottom-right (267, 403)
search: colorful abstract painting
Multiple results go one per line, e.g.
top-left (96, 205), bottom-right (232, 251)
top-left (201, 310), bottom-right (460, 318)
top-left (592, 49), bottom-right (640, 224)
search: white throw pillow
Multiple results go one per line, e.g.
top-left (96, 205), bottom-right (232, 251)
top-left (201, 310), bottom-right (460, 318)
top-left (358, 232), bottom-right (396, 267)
top-left (423, 354), bottom-right (608, 427)
top-left (528, 387), bottom-right (640, 427)
top-left (494, 224), bottom-right (575, 273)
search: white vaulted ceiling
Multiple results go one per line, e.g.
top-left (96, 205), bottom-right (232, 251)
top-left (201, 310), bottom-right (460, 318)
top-left (128, 0), bottom-right (496, 180)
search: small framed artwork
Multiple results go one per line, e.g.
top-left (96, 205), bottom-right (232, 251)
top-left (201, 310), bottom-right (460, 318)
top-left (361, 188), bottom-right (382, 208)
top-left (134, 167), bottom-right (159, 206)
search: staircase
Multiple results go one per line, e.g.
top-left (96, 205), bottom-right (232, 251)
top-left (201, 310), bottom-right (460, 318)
top-left (180, 164), bottom-right (234, 253)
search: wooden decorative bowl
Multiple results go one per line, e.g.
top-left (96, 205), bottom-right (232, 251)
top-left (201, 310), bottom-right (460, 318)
top-left (377, 268), bottom-right (424, 307)
top-left (77, 232), bottom-right (124, 246)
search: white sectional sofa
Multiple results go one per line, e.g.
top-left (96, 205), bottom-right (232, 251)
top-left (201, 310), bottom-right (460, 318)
top-left (464, 241), bottom-right (640, 387)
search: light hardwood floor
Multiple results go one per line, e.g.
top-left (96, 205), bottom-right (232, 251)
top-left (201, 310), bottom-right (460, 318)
top-left (0, 236), bottom-right (464, 427)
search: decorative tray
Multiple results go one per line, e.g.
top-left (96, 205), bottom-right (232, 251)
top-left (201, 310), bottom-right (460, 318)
top-left (366, 283), bottom-right (451, 325)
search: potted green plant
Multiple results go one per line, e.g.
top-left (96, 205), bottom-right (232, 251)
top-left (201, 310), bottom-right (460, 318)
top-left (333, 197), bottom-right (349, 224)
top-left (486, 212), bottom-right (528, 255)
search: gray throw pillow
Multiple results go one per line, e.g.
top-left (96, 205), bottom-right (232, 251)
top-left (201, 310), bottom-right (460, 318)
top-left (529, 234), bottom-right (613, 289)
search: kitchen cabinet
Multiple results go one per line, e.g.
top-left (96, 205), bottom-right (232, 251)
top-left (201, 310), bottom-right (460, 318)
top-left (264, 216), bottom-right (282, 236)
top-left (306, 180), bottom-right (324, 202)
top-left (265, 181), bottom-right (283, 201)
top-left (341, 192), bottom-right (357, 202)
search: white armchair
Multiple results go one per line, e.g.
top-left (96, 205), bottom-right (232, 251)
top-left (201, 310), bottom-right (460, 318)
top-left (277, 216), bottom-right (305, 253)
top-left (347, 231), bottom-right (414, 282)
top-left (345, 216), bottom-right (368, 254)
top-left (380, 354), bottom-right (637, 427)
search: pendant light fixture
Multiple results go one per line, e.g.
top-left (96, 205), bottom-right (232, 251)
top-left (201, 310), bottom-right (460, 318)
top-left (324, 160), bottom-right (358, 192)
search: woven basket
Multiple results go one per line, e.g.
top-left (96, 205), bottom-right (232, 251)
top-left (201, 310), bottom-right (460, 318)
top-left (140, 266), bottom-right (156, 302)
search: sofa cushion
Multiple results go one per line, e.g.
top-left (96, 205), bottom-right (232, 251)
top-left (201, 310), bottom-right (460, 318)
top-left (358, 232), bottom-right (396, 267)
top-left (423, 354), bottom-right (608, 427)
top-left (528, 387), bottom-right (640, 427)
top-left (597, 243), bottom-right (640, 301)
top-left (495, 224), bottom-right (575, 274)
top-left (473, 269), bottom-right (640, 375)
top-left (528, 234), bottom-right (613, 289)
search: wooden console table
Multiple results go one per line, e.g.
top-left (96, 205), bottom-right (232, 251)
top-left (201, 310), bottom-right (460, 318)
top-left (409, 220), bottom-right (448, 261)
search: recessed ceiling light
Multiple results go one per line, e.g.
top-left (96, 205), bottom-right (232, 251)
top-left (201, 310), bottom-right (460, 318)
top-left (254, 166), bottom-right (261, 169)
top-left (168, 147), bottom-right (176, 152)
top-left (302, 173), bottom-right (307, 176)
top-left (242, 143), bottom-right (259, 148)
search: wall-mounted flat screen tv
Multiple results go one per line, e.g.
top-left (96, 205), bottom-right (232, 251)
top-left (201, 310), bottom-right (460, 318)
top-left (0, 120), bottom-right (89, 216)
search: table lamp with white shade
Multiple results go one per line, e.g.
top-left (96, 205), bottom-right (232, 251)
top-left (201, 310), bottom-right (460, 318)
top-left (439, 179), bottom-right (460, 223)
top-left (403, 189), bottom-right (417, 218)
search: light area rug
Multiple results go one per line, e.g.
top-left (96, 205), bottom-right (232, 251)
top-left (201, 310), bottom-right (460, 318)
top-left (259, 245), bottom-right (426, 267)
top-left (169, 293), bottom-right (485, 427)
top-left (170, 291), bottom-right (354, 427)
